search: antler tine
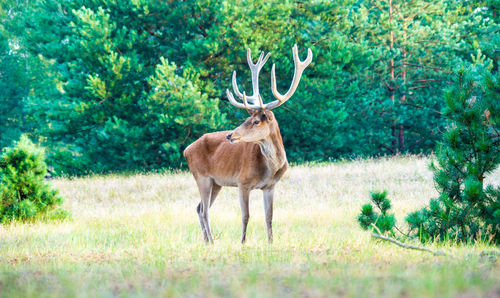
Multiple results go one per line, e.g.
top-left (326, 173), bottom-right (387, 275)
top-left (261, 51), bottom-right (271, 67)
top-left (267, 44), bottom-right (313, 110)
top-left (242, 91), bottom-right (251, 111)
top-left (257, 94), bottom-right (265, 109)
top-left (249, 51), bottom-right (264, 67)
top-left (247, 49), bottom-right (271, 104)
top-left (226, 89), bottom-right (246, 109)
top-left (226, 88), bottom-right (261, 110)
top-left (230, 49), bottom-right (270, 106)
top-left (232, 69), bottom-right (257, 104)
top-left (231, 71), bottom-right (244, 99)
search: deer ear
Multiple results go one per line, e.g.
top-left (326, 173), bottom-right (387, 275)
top-left (260, 112), bottom-right (268, 122)
top-left (263, 110), bottom-right (273, 121)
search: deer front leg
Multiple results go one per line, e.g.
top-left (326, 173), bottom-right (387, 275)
top-left (239, 187), bottom-right (250, 244)
top-left (263, 188), bottom-right (274, 243)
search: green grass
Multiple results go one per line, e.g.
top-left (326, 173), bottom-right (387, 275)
top-left (0, 156), bottom-right (499, 297)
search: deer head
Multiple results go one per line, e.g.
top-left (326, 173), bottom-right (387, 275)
top-left (227, 109), bottom-right (276, 143)
top-left (226, 44), bottom-right (313, 144)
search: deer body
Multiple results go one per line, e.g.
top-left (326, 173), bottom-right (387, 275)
top-left (185, 112), bottom-right (287, 185)
top-left (185, 132), bottom-right (287, 189)
top-left (184, 45), bottom-right (312, 243)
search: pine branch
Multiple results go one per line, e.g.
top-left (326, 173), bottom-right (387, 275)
top-left (403, 63), bottom-right (449, 72)
top-left (369, 224), bottom-right (500, 258)
top-left (408, 85), bottom-right (428, 90)
top-left (372, 233), bottom-right (500, 258)
top-left (393, 224), bottom-right (410, 237)
top-left (369, 223), bottom-right (446, 256)
top-left (399, 102), bottom-right (442, 115)
top-left (371, 233), bottom-right (448, 256)
top-left (370, 0), bottom-right (383, 12)
top-left (146, 28), bottom-right (161, 38)
top-left (412, 79), bottom-right (443, 83)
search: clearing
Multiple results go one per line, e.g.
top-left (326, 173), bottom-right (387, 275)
top-left (0, 156), bottom-right (499, 297)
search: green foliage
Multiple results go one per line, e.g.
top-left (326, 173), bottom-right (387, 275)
top-left (0, 135), bottom-right (67, 222)
top-left (406, 68), bottom-right (500, 243)
top-left (138, 57), bottom-right (225, 168)
top-left (449, 0), bottom-right (499, 72)
top-left (18, 0), bottom-right (226, 175)
top-left (343, 0), bottom-right (455, 155)
top-left (358, 191), bottom-right (396, 234)
top-left (0, 0), bottom-right (498, 174)
top-left (0, 1), bottom-right (28, 149)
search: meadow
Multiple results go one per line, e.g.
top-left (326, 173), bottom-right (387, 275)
top-left (0, 156), bottom-right (499, 297)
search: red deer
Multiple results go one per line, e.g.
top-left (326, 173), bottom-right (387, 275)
top-left (183, 45), bottom-right (312, 243)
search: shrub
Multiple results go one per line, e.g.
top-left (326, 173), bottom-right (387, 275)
top-left (0, 135), bottom-right (67, 222)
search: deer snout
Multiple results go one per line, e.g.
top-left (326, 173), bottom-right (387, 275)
top-left (226, 133), bottom-right (232, 140)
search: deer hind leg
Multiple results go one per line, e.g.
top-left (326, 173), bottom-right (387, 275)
top-left (195, 176), bottom-right (215, 243)
top-left (196, 183), bottom-right (221, 243)
top-left (196, 202), bottom-right (208, 242)
top-left (263, 188), bottom-right (274, 243)
top-left (239, 187), bottom-right (250, 244)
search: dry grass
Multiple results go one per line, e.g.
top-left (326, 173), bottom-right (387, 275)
top-left (0, 155), bottom-right (499, 297)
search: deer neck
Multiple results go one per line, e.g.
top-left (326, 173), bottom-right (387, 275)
top-left (256, 129), bottom-right (286, 172)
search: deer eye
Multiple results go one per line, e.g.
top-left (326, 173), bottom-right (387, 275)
top-left (253, 120), bottom-right (260, 125)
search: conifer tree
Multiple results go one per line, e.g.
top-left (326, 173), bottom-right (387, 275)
top-left (12, 0), bottom-right (498, 174)
top-left (358, 191), bottom-right (396, 234)
top-left (358, 67), bottom-right (499, 244)
top-left (0, 135), bottom-right (66, 222)
top-left (23, 0), bottom-right (226, 174)
top-left (449, 0), bottom-right (499, 72)
top-left (0, 0), bottom-right (28, 149)
top-left (406, 67), bottom-right (499, 243)
top-left (346, 0), bottom-right (457, 154)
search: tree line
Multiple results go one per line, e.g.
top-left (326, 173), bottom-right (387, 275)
top-left (0, 0), bottom-right (498, 175)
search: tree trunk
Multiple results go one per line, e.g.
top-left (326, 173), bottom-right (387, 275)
top-left (389, 0), bottom-right (397, 153)
top-left (399, 19), bottom-right (407, 152)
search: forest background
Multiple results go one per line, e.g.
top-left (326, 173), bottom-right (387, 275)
top-left (0, 0), bottom-right (498, 175)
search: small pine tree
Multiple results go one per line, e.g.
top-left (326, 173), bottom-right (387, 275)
top-left (0, 135), bottom-right (67, 222)
top-left (357, 68), bottom-right (499, 244)
top-left (406, 69), bottom-right (499, 243)
top-left (358, 191), bottom-right (396, 235)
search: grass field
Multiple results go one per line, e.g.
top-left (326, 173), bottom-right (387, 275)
top-left (0, 156), bottom-right (499, 297)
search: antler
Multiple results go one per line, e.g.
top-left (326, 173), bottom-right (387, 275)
top-left (227, 49), bottom-right (270, 109)
top-left (267, 44), bottom-right (312, 110)
top-left (226, 44), bottom-right (312, 111)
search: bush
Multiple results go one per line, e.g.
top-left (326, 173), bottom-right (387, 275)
top-left (0, 135), bottom-right (67, 222)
